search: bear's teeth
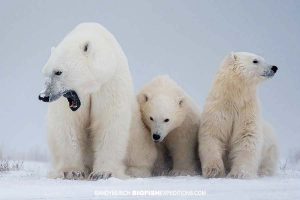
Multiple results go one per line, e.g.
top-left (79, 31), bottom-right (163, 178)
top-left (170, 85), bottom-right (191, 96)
top-left (70, 102), bottom-right (77, 108)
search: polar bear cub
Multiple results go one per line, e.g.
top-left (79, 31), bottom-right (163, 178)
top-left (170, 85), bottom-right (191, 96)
top-left (198, 52), bottom-right (279, 179)
top-left (138, 75), bottom-right (201, 176)
top-left (39, 23), bottom-right (136, 180)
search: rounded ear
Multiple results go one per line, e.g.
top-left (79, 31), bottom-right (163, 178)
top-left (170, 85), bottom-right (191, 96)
top-left (138, 93), bottom-right (149, 104)
top-left (178, 98), bottom-right (184, 107)
top-left (230, 51), bottom-right (237, 61)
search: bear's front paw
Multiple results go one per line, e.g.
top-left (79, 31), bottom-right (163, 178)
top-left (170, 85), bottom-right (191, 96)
top-left (227, 168), bottom-right (256, 179)
top-left (168, 169), bottom-right (198, 176)
top-left (63, 171), bottom-right (87, 180)
top-left (89, 171), bottom-right (112, 180)
top-left (202, 160), bottom-right (225, 178)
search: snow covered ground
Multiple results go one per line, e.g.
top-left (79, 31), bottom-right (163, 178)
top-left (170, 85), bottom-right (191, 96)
top-left (0, 161), bottom-right (300, 200)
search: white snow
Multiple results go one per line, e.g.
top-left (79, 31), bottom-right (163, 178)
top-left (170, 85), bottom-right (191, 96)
top-left (0, 161), bottom-right (300, 200)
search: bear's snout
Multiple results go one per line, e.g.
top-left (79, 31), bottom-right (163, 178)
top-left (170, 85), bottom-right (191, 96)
top-left (39, 94), bottom-right (50, 102)
top-left (38, 89), bottom-right (64, 103)
top-left (152, 133), bottom-right (161, 142)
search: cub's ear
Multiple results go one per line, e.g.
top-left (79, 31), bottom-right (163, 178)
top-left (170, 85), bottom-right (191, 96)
top-left (138, 93), bottom-right (150, 104)
top-left (230, 51), bottom-right (238, 61)
top-left (178, 97), bottom-right (184, 107)
top-left (51, 47), bottom-right (55, 54)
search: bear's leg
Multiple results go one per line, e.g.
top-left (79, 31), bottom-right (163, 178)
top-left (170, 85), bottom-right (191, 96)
top-left (152, 144), bottom-right (170, 176)
top-left (48, 123), bottom-right (90, 180)
top-left (259, 144), bottom-right (278, 176)
top-left (47, 95), bottom-right (91, 180)
top-left (89, 112), bottom-right (131, 180)
top-left (126, 137), bottom-right (157, 178)
top-left (227, 132), bottom-right (261, 179)
top-left (199, 133), bottom-right (226, 178)
top-left (258, 124), bottom-right (278, 176)
top-left (199, 112), bottom-right (231, 178)
top-left (125, 103), bottom-right (157, 178)
top-left (166, 131), bottom-right (198, 176)
top-left (90, 124), bottom-right (130, 180)
top-left (168, 148), bottom-right (198, 176)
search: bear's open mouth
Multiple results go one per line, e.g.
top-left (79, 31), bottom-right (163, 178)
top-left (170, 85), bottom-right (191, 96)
top-left (63, 90), bottom-right (81, 111)
top-left (39, 89), bottom-right (81, 111)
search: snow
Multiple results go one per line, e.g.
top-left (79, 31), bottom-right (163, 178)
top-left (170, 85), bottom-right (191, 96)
top-left (0, 161), bottom-right (300, 200)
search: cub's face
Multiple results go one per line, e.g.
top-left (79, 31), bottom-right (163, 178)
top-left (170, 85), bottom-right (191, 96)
top-left (231, 52), bottom-right (278, 84)
top-left (139, 94), bottom-right (186, 143)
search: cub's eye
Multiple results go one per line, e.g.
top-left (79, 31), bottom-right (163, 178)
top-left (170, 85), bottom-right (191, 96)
top-left (150, 116), bottom-right (154, 121)
top-left (164, 118), bottom-right (170, 123)
top-left (54, 71), bottom-right (62, 76)
top-left (253, 60), bottom-right (259, 64)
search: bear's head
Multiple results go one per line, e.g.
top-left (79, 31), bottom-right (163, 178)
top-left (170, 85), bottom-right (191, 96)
top-left (138, 92), bottom-right (186, 143)
top-left (222, 52), bottom-right (278, 85)
top-left (38, 23), bottom-right (125, 111)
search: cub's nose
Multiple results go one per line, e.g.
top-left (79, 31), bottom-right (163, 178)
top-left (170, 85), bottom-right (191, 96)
top-left (271, 66), bottom-right (278, 73)
top-left (152, 134), bottom-right (161, 141)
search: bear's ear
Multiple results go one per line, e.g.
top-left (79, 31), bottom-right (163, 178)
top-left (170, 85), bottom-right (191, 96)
top-left (51, 47), bottom-right (55, 54)
top-left (138, 93), bottom-right (150, 103)
top-left (82, 42), bottom-right (89, 53)
top-left (144, 94), bottom-right (149, 102)
top-left (230, 52), bottom-right (238, 61)
top-left (178, 98), bottom-right (184, 107)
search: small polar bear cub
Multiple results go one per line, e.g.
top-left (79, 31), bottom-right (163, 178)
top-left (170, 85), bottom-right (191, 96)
top-left (138, 76), bottom-right (201, 176)
top-left (199, 52), bottom-right (279, 179)
top-left (39, 23), bottom-right (135, 180)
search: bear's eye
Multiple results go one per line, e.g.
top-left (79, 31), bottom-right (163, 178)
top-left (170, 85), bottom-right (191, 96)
top-left (164, 119), bottom-right (170, 123)
top-left (253, 59), bottom-right (259, 64)
top-left (150, 116), bottom-right (154, 121)
top-left (54, 71), bottom-right (62, 76)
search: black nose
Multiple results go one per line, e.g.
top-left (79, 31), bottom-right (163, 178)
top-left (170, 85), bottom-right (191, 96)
top-left (39, 95), bottom-right (50, 102)
top-left (152, 134), bottom-right (161, 141)
top-left (271, 66), bottom-right (278, 73)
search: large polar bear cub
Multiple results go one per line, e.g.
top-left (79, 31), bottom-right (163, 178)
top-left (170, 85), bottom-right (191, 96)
top-left (39, 23), bottom-right (136, 180)
top-left (198, 52), bottom-right (279, 179)
top-left (138, 76), bottom-right (201, 176)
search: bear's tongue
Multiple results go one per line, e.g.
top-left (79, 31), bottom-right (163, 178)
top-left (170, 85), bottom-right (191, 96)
top-left (63, 90), bottom-right (81, 112)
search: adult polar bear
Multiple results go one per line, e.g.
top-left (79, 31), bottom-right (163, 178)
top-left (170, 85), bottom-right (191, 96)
top-left (39, 23), bottom-right (149, 180)
top-left (199, 52), bottom-right (279, 179)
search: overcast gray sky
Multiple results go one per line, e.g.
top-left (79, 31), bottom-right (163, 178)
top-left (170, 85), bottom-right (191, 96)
top-left (0, 0), bottom-right (299, 157)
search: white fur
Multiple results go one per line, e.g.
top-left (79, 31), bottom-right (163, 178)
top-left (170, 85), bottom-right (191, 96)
top-left (44, 23), bottom-right (136, 180)
top-left (198, 52), bottom-right (279, 179)
top-left (138, 76), bottom-right (201, 176)
top-left (125, 100), bottom-right (158, 178)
